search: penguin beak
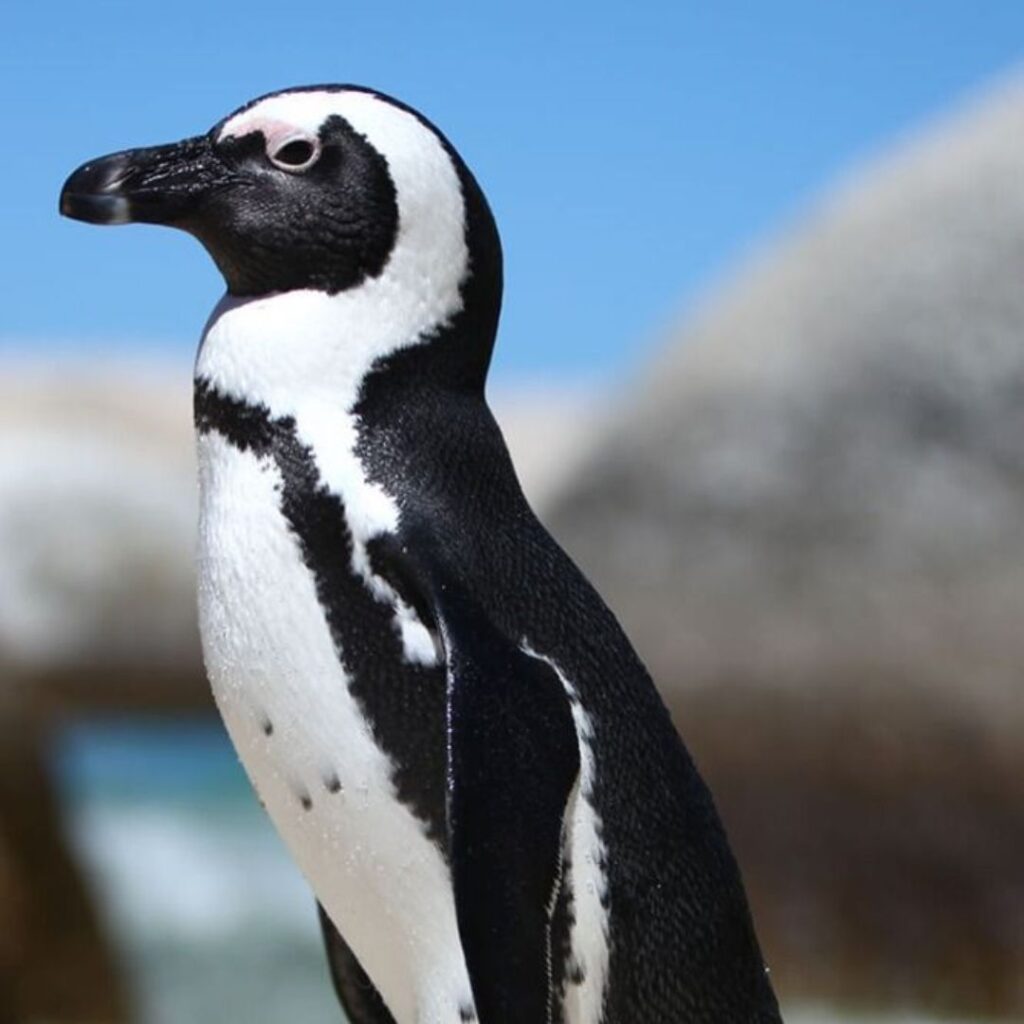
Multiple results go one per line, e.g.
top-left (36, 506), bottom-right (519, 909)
top-left (59, 135), bottom-right (230, 228)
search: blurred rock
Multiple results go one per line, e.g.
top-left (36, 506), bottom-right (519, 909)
top-left (0, 360), bottom-right (205, 713)
top-left (544, 76), bottom-right (1024, 1015)
top-left (490, 384), bottom-right (600, 507)
top-left (0, 359), bottom-right (204, 1022)
top-left (0, 713), bottom-right (129, 1022)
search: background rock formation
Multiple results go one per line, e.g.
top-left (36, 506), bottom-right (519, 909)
top-left (0, 365), bottom-right (202, 1022)
top-left (545, 77), bottom-right (1024, 1016)
top-left (0, 364), bottom-right (203, 711)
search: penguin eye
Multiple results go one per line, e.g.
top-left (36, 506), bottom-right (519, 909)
top-left (268, 136), bottom-right (320, 172)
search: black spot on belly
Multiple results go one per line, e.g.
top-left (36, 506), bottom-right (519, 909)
top-left (299, 793), bottom-right (313, 811)
top-left (262, 718), bottom-right (274, 736)
top-left (569, 960), bottom-right (586, 985)
top-left (195, 380), bottom-right (448, 844)
top-left (325, 773), bottom-right (343, 794)
top-left (458, 1004), bottom-right (476, 1022)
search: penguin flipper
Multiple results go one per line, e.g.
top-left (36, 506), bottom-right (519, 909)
top-left (317, 904), bottom-right (398, 1024)
top-left (421, 581), bottom-right (581, 1019)
top-left (368, 529), bottom-right (580, 1021)
top-left (434, 580), bottom-right (580, 1023)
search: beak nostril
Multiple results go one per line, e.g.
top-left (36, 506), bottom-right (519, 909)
top-left (100, 169), bottom-right (131, 194)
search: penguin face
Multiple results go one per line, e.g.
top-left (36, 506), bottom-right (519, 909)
top-left (60, 87), bottom-right (469, 300)
top-left (196, 108), bottom-right (400, 296)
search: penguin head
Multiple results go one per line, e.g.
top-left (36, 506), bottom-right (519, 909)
top-left (60, 86), bottom-right (501, 321)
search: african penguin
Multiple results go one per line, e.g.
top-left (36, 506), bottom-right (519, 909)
top-left (60, 86), bottom-right (783, 1024)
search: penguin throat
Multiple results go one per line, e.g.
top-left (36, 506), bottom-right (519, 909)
top-left (195, 270), bottom-right (499, 417)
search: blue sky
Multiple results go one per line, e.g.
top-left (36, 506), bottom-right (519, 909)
top-left (4, 2), bottom-right (1024, 381)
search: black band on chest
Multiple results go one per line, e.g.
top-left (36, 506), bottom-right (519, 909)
top-left (194, 378), bottom-right (448, 843)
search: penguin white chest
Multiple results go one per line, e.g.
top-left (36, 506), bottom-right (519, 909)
top-left (195, 429), bottom-right (473, 1024)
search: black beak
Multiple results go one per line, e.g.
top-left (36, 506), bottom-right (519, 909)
top-left (60, 135), bottom-right (229, 227)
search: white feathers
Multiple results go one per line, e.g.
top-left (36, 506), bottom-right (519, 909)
top-left (196, 431), bottom-right (472, 1024)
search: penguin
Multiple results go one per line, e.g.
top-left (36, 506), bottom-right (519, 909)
top-left (60, 86), bottom-right (783, 1024)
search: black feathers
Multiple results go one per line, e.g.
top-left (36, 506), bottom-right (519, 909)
top-left (193, 114), bottom-right (399, 297)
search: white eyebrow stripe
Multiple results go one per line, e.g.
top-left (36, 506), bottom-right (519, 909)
top-left (218, 90), bottom-right (354, 142)
top-left (223, 116), bottom-right (315, 151)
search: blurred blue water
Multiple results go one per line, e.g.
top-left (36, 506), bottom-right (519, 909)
top-left (56, 719), bottom-right (245, 803)
top-left (53, 718), bottom-right (342, 1024)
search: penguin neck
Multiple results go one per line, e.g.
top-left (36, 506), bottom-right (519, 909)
top-left (194, 283), bottom-right (496, 423)
top-left (194, 154), bottom-right (504, 523)
top-left (193, 266), bottom-right (506, 552)
top-left (194, 178), bottom-right (502, 420)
